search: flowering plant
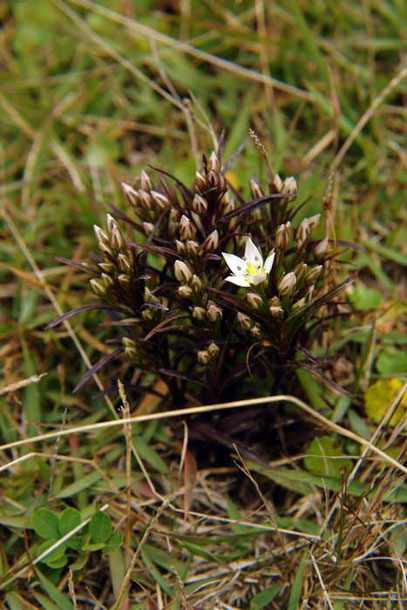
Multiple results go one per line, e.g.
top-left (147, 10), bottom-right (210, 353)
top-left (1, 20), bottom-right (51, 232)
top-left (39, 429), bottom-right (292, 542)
top-left (49, 141), bottom-right (349, 447)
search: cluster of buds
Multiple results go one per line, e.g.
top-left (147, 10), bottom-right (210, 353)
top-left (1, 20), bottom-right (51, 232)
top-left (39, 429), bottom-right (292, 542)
top-left (65, 142), bottom-right (346, 410)
top-left (90, 214), bottom-right (137, 306)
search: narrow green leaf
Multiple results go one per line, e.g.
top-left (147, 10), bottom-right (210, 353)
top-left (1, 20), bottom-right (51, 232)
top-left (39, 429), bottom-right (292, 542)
top-left (287, 550), bottom-right (307, 610)
top-left (56, 470), bottom-right (101, 498)
top-left (35, 567), bottom-right (73, 610)
top-left (250, 583), bottom-right (280, 609)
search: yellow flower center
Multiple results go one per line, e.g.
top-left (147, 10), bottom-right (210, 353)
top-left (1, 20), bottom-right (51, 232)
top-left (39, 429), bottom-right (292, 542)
top-left (246, 261), bottom-right (259, 276)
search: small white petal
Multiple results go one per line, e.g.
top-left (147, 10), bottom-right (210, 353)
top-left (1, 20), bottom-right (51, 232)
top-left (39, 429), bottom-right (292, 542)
top-left (264, 251), bottom-right (275, 274)
top-left (244, 237), bottom-right (263, 268)
top-left (225, 275), bottom-right (251, 287)
top-left (222, 253), bottom-right (245, 275)
top-left (250, 273), bottom-right (267, 286)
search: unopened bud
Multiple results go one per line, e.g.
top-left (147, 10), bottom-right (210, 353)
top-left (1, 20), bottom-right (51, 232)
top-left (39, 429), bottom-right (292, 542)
top-left (140, 170), bottom-right (152, 191)
top-left (306, 265), bottom-right (323, 284)
top-left (151, 190), bottom-right (169, 209)
top-left (186, 240), bottom-right (201, 256)
top-left (179, 215), bottom-right (196, 240)
top-left (268, 296), bottom-right (283, 318)
top-left (221, 192), bottom-right (235, 215)
top-left (142, 308), bottom-right (153, 320)
top-left (207, 170), bottom-right (226, 192)
top-left (123, 337), bottom-right (137, 360)
top-left (197, 349), bottom-right (210, 364)
top-left (246, 292), bottom-right (263, 309)
top-left (208, 342), bottom-right (220, 358)
top-left (121, 182), bottom-right (139, 207)
top-left (278, 272), bottom-right (297, 296)
top-left (175, 240), bottom-right (185, 255)
top-left (250, 179), bottom-right (264, 199)
top-left (139, 190), bottom-right (152, 210)
top-left (98, 261), bottom-right (114, 273)
top-left (191, 274), bottom-right (202, 291)
top-left (273, 174), bottom-right (283, 193)
top-left (207, 300), bottom-right (222, 322)
top-left (101, 273), bottom-right (114, 288)
top-left (142, 222), bottom-right (155, 235)
top-left (192, 194), bottom-right (208, 215)
top-left (282, 176), bottom-right (297, 195)
top-left (110, 225), bottom-right (125, 251)
top-left (251, 325), bottom-right (261, 337)
top-left (117, 253), bottom-right (132, 273)
top-left (195, 171), bottom-right (206, 191)
top-left (236, 312), bottom-right (252, 330)
top-left (275, 221), bottom-right (293, 250)
top-left (178, 285), bottom-right (193, 298)
top-left (296, 218), bottom-right (310, 247)
top-left (90, 278), bottom-right (106, 296)
top-left (203, 230), bottom-right (219, 252)
top-left (292, 297), bottom-right (306, 311)
top-left (293, 262), bottom-right (308, 283)
top-left (192, 306), bottom-right (206, 321)
top-left (94, 225), bottom-right (109, 249)
top-left (118, 274), bottom-right (130, 287)
top-left (314, 238), bottom-right (329, 260)
top-left (307, 214), bottom-right (321, 232)
top-left (174, 260), bottom-right (192, 283)
top-left (208, 151), bottom-right (221, 172)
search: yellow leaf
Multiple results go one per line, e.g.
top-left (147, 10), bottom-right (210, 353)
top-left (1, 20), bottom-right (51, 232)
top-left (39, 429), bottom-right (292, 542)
top-left (364, 378), bottom-right (407, 426)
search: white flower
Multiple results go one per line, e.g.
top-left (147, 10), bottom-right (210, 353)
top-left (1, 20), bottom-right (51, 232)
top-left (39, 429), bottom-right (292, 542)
top-left (222, 237), bottom-right (275, 287)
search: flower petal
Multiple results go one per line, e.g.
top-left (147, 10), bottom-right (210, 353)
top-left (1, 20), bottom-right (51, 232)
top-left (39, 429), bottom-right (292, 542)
top-left (244, 237), bottom-right (263, 268)
top-left (225, 275), bottom-right (251, 287)
top-left (249, 273), bottom-right (267, 286)
top-left (222, 253), bottom-right (245, 275)
top-left (264, 251), bottom-right (275, 274)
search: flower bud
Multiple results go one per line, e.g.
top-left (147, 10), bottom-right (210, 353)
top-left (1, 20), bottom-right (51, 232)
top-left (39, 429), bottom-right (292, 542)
top-left (151, 190), bottom-right (169, 209)
top-left (121, 182), bottom-right (139, 207)
top-left (101, 273), bottom-right (114, 288)
top-left (192, 194), bottom-right (208, 215)
top-left (178, 285), bottom-right (193, 298)
top-left (139, 190), bottom-right (152, 210)
top-left (275, 221), bottom-right (293, 250)
top-left (109, 224), bottom-right (125, 251)
top-left (142, 222), bottom-right (155, 235)
top-left (250, 179), bottom-right (264, 199)
top-left (207, 170), bottom-right (226, 192)
top-left (273, 174), bottom-right (283, 193)
top-left (292, 297), bottom-right (306, 311)
top-left (251, 325), bottom-right (261, 337)
top-left (140, 170), bottom-right (152, 191)
top-left (268, 296), bottom-right (284, 317)
top-left (142, 309), bottom-right (153, 320)
top-left (236, 312), bottom-right (252, 330)
top-left (246, 292), bottom-right (263, 309)
top-left (118, 274), bottom-right (130, 287)
top-left (221, 192), bottom-right (235, 215)
top-left (195, 171), bottom-right (206, 191)
top-left (192, 306), bottom-right (206, 321)
top-left (293, 262), bottom-right (308, 283)
top-left (174, 260), bottom-right (192, 283)
top-left (197, 349), bottom-right (210, 364)
top-left (191, 274), bottom-right (202, 291)
top-left (207, 300), bottom-right (222, 322)
top-left (282, 176), bottom-right (297, 195)
top-left (203, 230), bottom-right (219, 252)
top-left (296, 218), bottom-right (310, 247)
top-left (175, 240), bottom-right (185, 255)
top-left (123, 337), bottom-right (137, 360)
top-left (179, 215), bottom-right (196, 240)
top-left (98, 261), bottom-right (114, 273)
top-left (314, 238), bottom-right (329, 260)
top-left (278, 272), bottom-right (297, 296)
top-left (186, 240), bottom-right (201, 256)
top-left (208, 342), bottom-right (220, 358)
top-left (90, 278), bottom-right (106, 296)
top-left (117, 253), bottom-right (132, 273)
top-left (306, 265), bottom-right (323, 284)
top-left (94, 224), bottom-right (109, 246)
top-left (307, 214), bottom-right (321, 232)
top-left (208, 151), bottom-right (221, 172)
